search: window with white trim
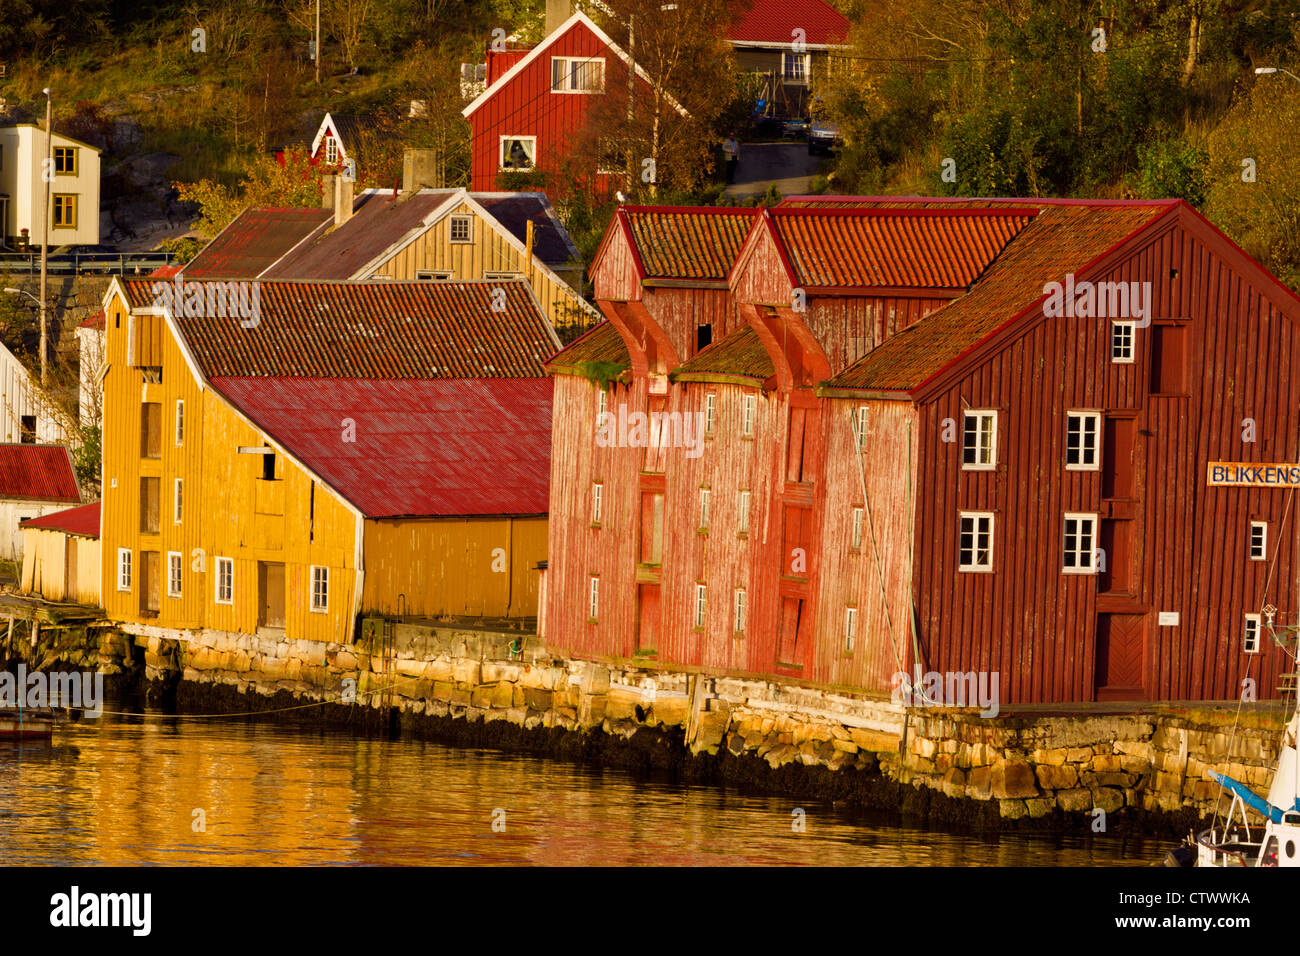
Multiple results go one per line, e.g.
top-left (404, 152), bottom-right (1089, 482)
top-left (855, 406), bottom-right (869, 451)
top-left (694, 583), bottom-right (707, 629)
top-left (449, 215), bottom-right (473, 243)
top-left (705, 394), bottom-right (716, 435)
top-left (734, 588), bottom-right (746, 634)
top-left (1062, 513), bottom-right (1099, 573)
top-left (324, 136), bottom-right (338, 165)
top-left (551, 56), bottom-right (605, 92)
top-left (175, 399), bottom-right (185, 446)
top-left (844, 607), bottom-right (857, 651)
top-left (214, 557), bottom-right (234, 605)
top-left (173, 478), bottom-right (183, 524)
top-left (1065, 411), bottom-right (1101, 470)
top-left (416, 270), bottom-right (452, 281)
top-left (167, 551), bottom-right (182, 598)
top-left (589, 575), bottom-right (599, 620)
top-left (962, 410), bottom-right (997, 469)
top-left (1111, 321), bottom-right (1135, 363)
top-left (958, 512), bottom-right (994, 572)
top-left (500, 136), bottom-right (536, 172)
top-left (782, 52), bottom-right (810, 84)
top-left (699, 488), bottom-right (710, 530)
top-left (851, 507), bottom-right (864, 550)
top-left (117, 548), bottom-right (132, 591)
top-left (1244, 613), bottom-right (1261, 654)
top-left (737, 490), bottom-right (751, 535)
top-left (1249, 521), bottom-right (1267, 560)
top-left (742, 395), bottom-right (757, 437)
top-left (311, 566), bottom-right (329, 613)
top-left (591, 482), bottom-right (603, 524)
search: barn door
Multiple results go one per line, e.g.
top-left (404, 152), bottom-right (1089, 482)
top-left (1095, 613), bottom-right (1146, 700)
top-left (139, 551), bottom-right (160, 617)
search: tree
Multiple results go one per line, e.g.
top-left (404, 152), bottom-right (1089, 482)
top-left (171, 146), bottom-right (327, 239)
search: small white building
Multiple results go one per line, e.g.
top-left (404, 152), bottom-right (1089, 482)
top-left (0, 443), bottom-right (82, 562)
top-left (0, 336), bottom-right (68, 444)
top-left (0, 122), bottom-right (101, 249)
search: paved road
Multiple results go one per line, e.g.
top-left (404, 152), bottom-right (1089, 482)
top-left (724, 142), bottom-right (825, 198)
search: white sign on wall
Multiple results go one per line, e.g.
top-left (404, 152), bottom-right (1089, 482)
top-left (1158, 611), bottom-right (1179, 626)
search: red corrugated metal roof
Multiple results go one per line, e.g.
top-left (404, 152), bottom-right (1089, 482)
top-left (120, 278), bottom-right (558, 379)
top-left (79, 310), bottom-right (104, 330)
top-left (186, 208), bottom-right (333, 279)
top-left (768, 208), bottom-right (1035, 290)
top-left (0, 444), bottom-right (80, 502)
top-left (210, 377), bottom-right (552, 518)
top-left (727, 0), bottom-right (849, 46)
top-left (822, 202), bottom-right (1176, 393)
top-left (622, 207), bottom-right (759, 280)
top-left (21, 500), bottom-right (100, 537)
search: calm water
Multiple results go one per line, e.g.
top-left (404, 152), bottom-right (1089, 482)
top-left (0, 714), bottom-right (1156, 866)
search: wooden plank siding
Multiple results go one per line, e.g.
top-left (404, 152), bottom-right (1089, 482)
top-left (21, 528), bottom-right (101, 605)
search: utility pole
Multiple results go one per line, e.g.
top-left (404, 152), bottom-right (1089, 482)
top-left (39, 87), bottom-right (50, 388)
top-left (625, 14), bottom-right (635, 190)
top-left (314, 0), bottom-right (321, 83)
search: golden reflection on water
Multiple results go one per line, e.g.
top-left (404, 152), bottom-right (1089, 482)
top-left (0, 716), bottom-right (1154, 866)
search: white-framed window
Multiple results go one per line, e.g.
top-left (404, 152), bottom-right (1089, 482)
top-left (591, 482), bottom-right (603, 524)
top-left (597, 388), bottom-right (608, 420)
top-left (551, 56), bottom-right (605, 93)
top-left (175, 399), bottom-right (185, 446)
top-left (1111, 321), bottom-right (1135, 364)
top-left (1065, 411), bottom-right (1101, 470)
top-left (694, 583), bottom-right (707, 628)
top-left (173, 478), bottom-right (183, 524)
top-left (734, 588), bottom-right (746, 634)
top-left (742, 394), bottom-right (757, 437)
top-left (1250, 521), bottom-right (1267, 561)
top-left (782, 52), bottom-right (810, 84)
top-left (855, 406), bottom-right (869, 451)
top-left (844, 607), bottom-right (857, 651)
top-left (214, 556), bottom-right (234, 605)
top-left (117, 548), bottom-right (132, 592)
top-left (589, 575), bottom-right (599, 620)
top-left (1244, 613), bottom-right (1261, 654)
top-left (167, 551), bottom-right (182, 598)
top-left (310, 565), bottom-right (329, 613)
top-left (500, 136), bottom-right (537, 172)
top-left (958, 512), bottom-right (994, 572)
top-left (962, 410), bottom-right (997, 469)
top-left (449, 214), bottom-right (473, 243)
top-left (416, 270), bottom-right (452, 281)
top-left (737, 491), bottom-right (751, 535)
top-left (324, 135), bottom-right (339, 165)
top-left (483, 271), bottom-right (523, 281)
top-left (1062, 513), bottom-right (1099, 574)
top-left (705, 393), bottom-right (716, 435)
top-left (699, 488), bottom-right (711, 530)
top-left (851, 507), bottom-right (864, 550)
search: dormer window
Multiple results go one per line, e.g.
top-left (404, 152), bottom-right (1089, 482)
top-left (325, 135), bottom-right (339, 165)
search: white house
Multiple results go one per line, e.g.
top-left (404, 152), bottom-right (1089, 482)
top-left (0, 336), bottom-right (68, 444)
top-left (0, 123), bottom-right (101, 249)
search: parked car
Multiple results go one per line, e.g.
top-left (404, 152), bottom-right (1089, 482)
top-left (808, 120), bottom-right (842, 155)
top-left (782, 118), bottom-right (809, 140)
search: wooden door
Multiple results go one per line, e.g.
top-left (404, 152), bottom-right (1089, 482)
top-left (259, 561), bottom-right (286, 628)
top-left (637, 583), bottom-right (660, 653)
top-left (64, 537), bottom-right (77, 600)
top-left (1098, 519), bottom-right (1133, 595)
top-left (1102, 416), bottom-right (1135, 500)
top-left (1095, 613), bottom-right (1146, 700)
top-left (139, 551), bottom-right (160, 617)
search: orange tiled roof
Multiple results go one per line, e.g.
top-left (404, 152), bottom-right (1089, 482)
top-left (622, 207), bottom-right (759, 280)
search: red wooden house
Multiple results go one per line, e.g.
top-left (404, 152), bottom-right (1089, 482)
top-left (462, 10), bottom-right (686, 198)
top-left (542, 195), bottom-right (1300, 706)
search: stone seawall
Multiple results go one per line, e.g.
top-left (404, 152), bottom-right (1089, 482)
top-left (0, 611), bottom-right (1287, 836)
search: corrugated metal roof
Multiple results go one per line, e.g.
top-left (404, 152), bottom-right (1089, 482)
top-left (769, 208), bottom-right (1034, 290)
top-left (0, 444), bottom-right (80, 502)
top-left (544, 321), bottom-right (630, 374)
top-left (671, 326), bottom-right (773, 383)
top-left (210, 377), bottom-right (552, 518)
top-left (823, 203), bottom-right (1175, 393)
top-left (264, 192), bottom-right (456, 279)
top-left (121, 278), bottom-right (558, 379)
top-left (623, 207), bottom-right (759, 280)
top-left (727, 0), bottom-right (849, 46)
top-left (186, 208), bottom-right (333, 279)
top-left (21, 500), bottom-right (100, 537)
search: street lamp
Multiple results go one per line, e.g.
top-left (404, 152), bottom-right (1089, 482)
top-left (39, 87), bottom-right (51, 387)
top-left (1255, 66), bottom-right (1300, 83)
top-left (3, 288), bottom-right (40, 305)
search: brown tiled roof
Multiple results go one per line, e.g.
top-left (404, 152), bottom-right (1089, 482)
top-left (671, 326), bottom-right (773, 384)
top-left (544, 321), bottom-right (630, 374)
top-left (119, 278), bottom-right (558, 379)
top-left (821, 202), bottom-right (1176, 393)
top-left (186, 208), bottom-right (333, 279)
top-left (768, 208), bottom-right (1034, 290)
top-left (621, 207), bottom-right (759, 280)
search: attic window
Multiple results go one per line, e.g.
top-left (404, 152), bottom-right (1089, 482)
top-left (449, 215), bottom-right (472, 243)
top-left (416, 270), bottom-right (452, 281)
top-left (325, 136), bottom-right (338, 165)
top-left (552, 57), bottom-right (605, 93)
top-left (262, 451), bottom-right (276, 481)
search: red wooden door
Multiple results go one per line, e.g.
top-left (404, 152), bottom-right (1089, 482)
top-left (637, 584), bottom-right (661, 652)
top-left (1095, 613), bottom-right (1146, 700)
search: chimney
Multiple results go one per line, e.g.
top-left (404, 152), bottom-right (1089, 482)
top-left (320, 173), bottom-right (336, 209)
top-left (402, 148), bottom-right (440, 194)
top-left (545, 0), bottom-right (573, 36)
top-left (334, 174), bottom-right (354, 227)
